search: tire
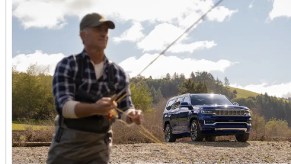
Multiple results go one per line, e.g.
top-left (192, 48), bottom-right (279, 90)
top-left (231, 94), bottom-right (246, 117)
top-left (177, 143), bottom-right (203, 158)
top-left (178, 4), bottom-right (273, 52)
top-left (205, 135), bottom-right (216, 142)
top-left (190, 120), bottom-right (203, 141)
top-left (164, 124), bottom-right (176, 142)
top-left (235, 133), bottom-right (250, 142)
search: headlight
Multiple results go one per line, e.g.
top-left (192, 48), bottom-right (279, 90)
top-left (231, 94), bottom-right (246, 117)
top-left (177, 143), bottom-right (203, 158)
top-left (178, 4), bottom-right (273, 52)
top-left (244, 110), bottom-right (251, 116)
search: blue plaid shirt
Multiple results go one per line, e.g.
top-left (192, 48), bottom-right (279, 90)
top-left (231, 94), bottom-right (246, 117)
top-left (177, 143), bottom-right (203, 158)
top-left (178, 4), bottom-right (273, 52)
top-left (52, 50), bottom-right (134, 115)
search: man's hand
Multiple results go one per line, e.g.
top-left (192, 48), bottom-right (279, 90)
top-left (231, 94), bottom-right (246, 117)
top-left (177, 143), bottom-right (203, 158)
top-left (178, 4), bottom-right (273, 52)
top-left (126, 109), bottom-right (143, 125)
top-left (95, 97), bottom-right (117, 115)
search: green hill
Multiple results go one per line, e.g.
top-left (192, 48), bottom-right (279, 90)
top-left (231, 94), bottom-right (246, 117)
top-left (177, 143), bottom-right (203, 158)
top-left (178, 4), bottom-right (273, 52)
top-left (228, 87), bottom-right (259, 99)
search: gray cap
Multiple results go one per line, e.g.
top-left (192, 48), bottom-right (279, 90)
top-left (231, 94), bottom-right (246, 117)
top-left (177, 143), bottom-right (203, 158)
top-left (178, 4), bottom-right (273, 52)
top-left (80, 13), bottom-right (115, 31)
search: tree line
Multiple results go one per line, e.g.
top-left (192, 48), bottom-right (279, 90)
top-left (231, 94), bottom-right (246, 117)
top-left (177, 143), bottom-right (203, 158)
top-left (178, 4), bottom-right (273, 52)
top-left (131, 72), bottom-right (291, 126)
top-left (12, 66), bottom-right (291, 128)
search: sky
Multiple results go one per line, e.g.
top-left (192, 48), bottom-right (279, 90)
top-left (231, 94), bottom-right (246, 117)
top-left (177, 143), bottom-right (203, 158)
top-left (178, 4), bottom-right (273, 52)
top-left (11, 0), bottom-right (291, 98)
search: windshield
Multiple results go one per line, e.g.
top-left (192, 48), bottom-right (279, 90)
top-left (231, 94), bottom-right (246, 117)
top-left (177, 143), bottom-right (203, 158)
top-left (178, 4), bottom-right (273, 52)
top-left (190, 94), bottom-right (233, 106)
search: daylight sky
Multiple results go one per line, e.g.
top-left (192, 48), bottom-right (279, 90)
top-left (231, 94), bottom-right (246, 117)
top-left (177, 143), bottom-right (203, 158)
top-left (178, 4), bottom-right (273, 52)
top-left (12, 0), bottom-right (291, 98)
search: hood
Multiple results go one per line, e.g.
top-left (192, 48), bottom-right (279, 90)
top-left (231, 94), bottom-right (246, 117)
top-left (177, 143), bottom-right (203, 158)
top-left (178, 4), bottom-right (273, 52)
top-left (194, 105), bottom-right (249, 110)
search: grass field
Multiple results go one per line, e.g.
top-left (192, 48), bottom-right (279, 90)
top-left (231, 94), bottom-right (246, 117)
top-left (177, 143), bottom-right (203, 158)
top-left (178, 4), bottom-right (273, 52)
top-left (12, 123), bottom-right (52, 131)
top-left (229, 87), bottom-right (259, 99)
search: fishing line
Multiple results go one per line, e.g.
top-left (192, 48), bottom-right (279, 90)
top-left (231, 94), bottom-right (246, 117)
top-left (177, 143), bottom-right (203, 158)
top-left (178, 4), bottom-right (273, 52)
top-left (137, 0), bottom-right (224, 76)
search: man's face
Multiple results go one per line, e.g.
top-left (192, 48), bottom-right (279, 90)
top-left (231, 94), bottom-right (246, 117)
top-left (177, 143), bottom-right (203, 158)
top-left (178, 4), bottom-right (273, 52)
top-left (81, 23), bottom-right (109, 50)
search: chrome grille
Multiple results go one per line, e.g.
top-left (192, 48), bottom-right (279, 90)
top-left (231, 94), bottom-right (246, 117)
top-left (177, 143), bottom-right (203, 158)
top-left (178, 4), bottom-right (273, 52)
top-left (215, 110), bottom-right (245, 116)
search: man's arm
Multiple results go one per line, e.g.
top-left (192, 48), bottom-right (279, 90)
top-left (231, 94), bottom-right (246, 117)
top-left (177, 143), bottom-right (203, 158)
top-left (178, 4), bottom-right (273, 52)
top-left (75, 97), bottom-right (116, 117)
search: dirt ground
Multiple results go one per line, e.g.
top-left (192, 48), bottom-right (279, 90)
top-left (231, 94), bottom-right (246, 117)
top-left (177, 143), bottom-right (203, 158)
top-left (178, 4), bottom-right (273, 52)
top-left (12, 141), bottom-right (291, 163)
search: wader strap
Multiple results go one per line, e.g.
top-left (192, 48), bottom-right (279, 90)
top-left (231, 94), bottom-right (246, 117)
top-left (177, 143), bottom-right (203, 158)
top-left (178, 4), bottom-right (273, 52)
top-left (54, 115), bottom-right (63, 142)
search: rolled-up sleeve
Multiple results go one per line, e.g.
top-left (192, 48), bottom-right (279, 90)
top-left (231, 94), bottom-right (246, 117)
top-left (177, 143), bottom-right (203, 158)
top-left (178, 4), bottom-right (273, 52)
top-left (52, 57), bottom-right (77, 114)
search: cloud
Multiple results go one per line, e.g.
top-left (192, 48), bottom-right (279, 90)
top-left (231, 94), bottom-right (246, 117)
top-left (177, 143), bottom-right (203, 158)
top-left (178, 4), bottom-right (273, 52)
top-left (119, 53), bottom-right (234, 78)
top-left (231, 82), bottom-right (291, 98)
top-left (170, 41), bottom-right (217, 53)
top-left (12, 0), bottom-right (101, 29)
top-left (12, 50), bottom-right (234, 79)
top-left (283, 92), bottom-right (291, 98)
top-left (269, 0), bottom-right (291, 20)
top-left (136, 23), bottom-right (216, 53)
top-left (207, 6), bottom-right (238, 22)
top-left (113, 22), bottom-right (144, 43)
top-left (13, 0), bottom-right (236, 29)
top-left (13, 0), bottom-right (68, 29)
top-left (137, 23), bottom-right (184, 52)
top-left (12, 50), bottom-right (65, 75)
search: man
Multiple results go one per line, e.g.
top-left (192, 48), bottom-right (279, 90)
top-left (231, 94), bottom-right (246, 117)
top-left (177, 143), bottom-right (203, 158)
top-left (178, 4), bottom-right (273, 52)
top-left (47, 12), bottom-right (143, 164)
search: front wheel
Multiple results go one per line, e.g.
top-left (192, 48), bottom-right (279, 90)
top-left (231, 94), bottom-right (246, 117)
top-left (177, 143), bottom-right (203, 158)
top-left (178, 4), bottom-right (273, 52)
top-left (235, 133), bottom-right (249, 142)
top-left (190, 120), bottom-right (203, 141)
top-left (164, 124), bottom-right (176, 142)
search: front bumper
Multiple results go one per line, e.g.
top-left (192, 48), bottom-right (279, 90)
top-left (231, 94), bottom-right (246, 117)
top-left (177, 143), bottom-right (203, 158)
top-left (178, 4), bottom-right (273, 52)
top-left (198, 116), bottom-right (252, 135)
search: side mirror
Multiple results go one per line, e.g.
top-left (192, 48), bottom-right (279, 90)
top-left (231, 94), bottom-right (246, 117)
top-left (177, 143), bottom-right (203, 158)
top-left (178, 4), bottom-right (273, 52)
top-left (233, 102), bottom-right (239, 106)
top-left (180, 102), bottom-right (193, 110)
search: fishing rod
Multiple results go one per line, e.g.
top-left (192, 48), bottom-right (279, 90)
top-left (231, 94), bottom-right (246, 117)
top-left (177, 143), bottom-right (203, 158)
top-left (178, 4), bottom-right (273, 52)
top-left (109, 0), bottom-right (227, 117)
top-left (115, 0), bottom-right (224, 96)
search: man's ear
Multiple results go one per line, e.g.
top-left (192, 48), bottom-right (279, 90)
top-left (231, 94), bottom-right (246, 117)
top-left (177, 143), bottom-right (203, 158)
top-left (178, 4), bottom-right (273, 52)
top-left (80, 31), bottom-right (87, 44)
top-left (80, 31), bottom-right (86, 40)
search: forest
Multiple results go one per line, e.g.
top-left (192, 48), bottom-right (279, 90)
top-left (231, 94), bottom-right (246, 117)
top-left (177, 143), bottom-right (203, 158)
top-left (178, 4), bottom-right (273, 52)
top-left (12, 65), bottom-right (291, 128)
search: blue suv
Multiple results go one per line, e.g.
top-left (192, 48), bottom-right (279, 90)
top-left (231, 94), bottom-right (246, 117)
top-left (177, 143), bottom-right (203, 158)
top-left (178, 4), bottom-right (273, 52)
top-left (163, 93), bottom-right (251, 142)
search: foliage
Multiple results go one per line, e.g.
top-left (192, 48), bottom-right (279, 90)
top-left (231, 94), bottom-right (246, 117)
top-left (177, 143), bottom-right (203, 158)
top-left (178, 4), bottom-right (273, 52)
top-left (250, 114), bottom-right (266, 140)
top-left (179, 79), bottom-right (207, 94)
top-left (264, 118), bottom-right (291, 139)
top-left (130, 77), bottom-right (153, 111)
top-left (12, 65), bottom-right (291, 132)
top-left (12, 65), bottom-right (56, 121)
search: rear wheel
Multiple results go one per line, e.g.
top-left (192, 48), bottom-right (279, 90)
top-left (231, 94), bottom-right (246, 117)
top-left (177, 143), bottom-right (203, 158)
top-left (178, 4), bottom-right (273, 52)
top-left (235, 133), bottom-right (249, 142)
top-left (190, 120), bottom-right (203, 141)
top-left (205, 135), bottom-right (216, 142)
top-left (164, 124), bottom-right (176, 142)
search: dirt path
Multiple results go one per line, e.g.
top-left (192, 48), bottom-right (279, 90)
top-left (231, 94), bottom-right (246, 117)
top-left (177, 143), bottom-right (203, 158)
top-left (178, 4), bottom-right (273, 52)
top-left (13, 141), bottom-right (291, 163)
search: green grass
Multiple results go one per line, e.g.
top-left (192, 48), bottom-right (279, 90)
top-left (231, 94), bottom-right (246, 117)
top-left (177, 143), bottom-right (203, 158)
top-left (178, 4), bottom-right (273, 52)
top-left (12, 123), bottom-right (52, 131)
top-left (228, 87), bottom-right (259, 99)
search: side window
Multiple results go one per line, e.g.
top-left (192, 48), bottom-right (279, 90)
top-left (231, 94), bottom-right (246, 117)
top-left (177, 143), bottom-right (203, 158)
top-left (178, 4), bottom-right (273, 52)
top-left (183, 96), bottom-right (191, 104)
top-left (179, 96), bottom-right (185, 103)
top-left (165, 98), bottom-right (176, 110)
top-left (172, 101), bottom-right (179, 109)
top-left (172, 97), bottom-right (184, 109)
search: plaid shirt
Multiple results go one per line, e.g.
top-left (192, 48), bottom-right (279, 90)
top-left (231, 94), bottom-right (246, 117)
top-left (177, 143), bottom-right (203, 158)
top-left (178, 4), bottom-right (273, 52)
top-left (52, 50), bottom-right (134, 115)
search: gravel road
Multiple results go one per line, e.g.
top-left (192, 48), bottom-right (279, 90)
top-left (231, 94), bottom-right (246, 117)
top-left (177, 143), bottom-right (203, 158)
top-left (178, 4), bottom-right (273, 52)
top-left (13, 141), bottom-right (291, 163)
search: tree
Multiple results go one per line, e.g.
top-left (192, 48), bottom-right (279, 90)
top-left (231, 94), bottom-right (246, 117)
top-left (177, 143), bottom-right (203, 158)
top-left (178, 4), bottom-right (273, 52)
top-left (224, 77), bottom-right (230, 87)
top-left (179, 80), bottom-right (207, 94)
top-left (12, 65), bottom-right (55, 121)
top-left (251, 114), bottom-right (265, 140)
top-left (179, 79), bottom-right (195, 94)
top-left (150, 87), bottom-right (164, 104)
top-left (190, 72), bottom-right (195, 80)
top-left (265, 118), bottom-right (290, 139)
top-left (195, 82), bottom-right (208, 93)
top-left (130, 81), bottom-right (153, 111)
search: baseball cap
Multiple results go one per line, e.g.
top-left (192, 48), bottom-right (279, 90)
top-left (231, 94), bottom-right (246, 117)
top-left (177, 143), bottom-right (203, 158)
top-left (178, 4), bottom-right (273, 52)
top-left (80, 13), bottom-right (115, 31)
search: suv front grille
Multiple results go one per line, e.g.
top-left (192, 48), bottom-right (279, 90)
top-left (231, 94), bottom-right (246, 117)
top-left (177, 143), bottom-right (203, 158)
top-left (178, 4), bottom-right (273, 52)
top-left (215, 110), bottom-right (246, 116)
